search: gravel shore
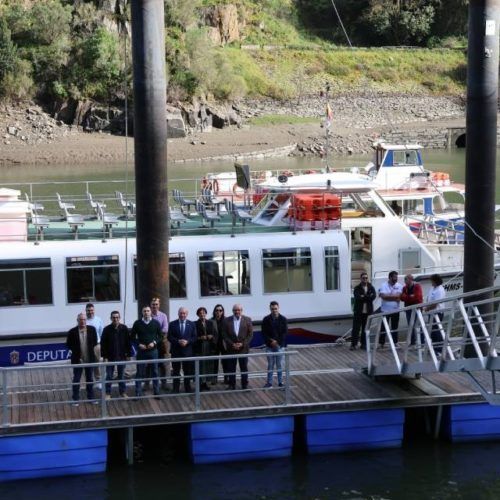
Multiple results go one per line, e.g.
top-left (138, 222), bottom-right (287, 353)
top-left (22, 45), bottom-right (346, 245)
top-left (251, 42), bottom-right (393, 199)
top-left (0, 96), bottom-right (466, 167)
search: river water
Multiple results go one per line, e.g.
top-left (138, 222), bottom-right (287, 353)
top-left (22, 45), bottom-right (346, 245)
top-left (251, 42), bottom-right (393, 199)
top-left (1, 148), bottom-right (499, 498)
top-left (2, 148), bottom-right (500, 204)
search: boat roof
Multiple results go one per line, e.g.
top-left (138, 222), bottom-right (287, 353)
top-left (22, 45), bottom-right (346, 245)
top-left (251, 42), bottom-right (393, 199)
top-left (259, 172), bottom-right (378, 192)
top-left (372, 141), bottom-right (423, 151)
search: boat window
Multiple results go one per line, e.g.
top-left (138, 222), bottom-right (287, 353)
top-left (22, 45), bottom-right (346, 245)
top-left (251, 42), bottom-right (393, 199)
top-left (0, 258), bottom-right (52, 306)
top-left (324, 246), bottom-right (340, 290)
top-left (133, 253), bottom-right (187, 299)
top-left (262, 247), bottom-right (312, 293)
top-left (198, 250), bottom-right (250, 296)
top-left (393, 150), bottom-right (418, 166)
top-left (66, 255), bottom-right (120, 303)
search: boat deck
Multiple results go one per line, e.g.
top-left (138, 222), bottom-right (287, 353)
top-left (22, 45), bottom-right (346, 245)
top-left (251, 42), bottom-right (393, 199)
top-left (26, 213), bottom-right (287, 241)
top-left (0, 344), bottom-right (486, 436)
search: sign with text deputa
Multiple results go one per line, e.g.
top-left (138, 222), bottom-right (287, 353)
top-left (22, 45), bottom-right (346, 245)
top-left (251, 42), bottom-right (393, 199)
top-left (0, 343), bottom-right (70, 366)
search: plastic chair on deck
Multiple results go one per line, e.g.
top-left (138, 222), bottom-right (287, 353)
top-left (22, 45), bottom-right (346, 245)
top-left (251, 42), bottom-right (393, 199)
top-left (172, 189), bottom-right (197, 214)
top-left (225, 199), bottom-right (252, 226)
top-left (55, 192), bottom-right (76, 215)
top-left (86, 192), bottom-right (106, 217)
top-left (201, 188), bottom-right (225, 214)
top-left (169, 206), bottom-right (188, 228)
top-left (195, 200), bottom-right (220, 228)
top-left (115, 191), bottom-right (136, 218)
top-left (97, 205), bottom-right (119, 238)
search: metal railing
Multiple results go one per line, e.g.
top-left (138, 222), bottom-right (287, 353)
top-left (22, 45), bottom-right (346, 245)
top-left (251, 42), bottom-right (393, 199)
top-left (365, 285), bottom-right (500, 403)
top-left (0, 350), bottom-right (297, 428)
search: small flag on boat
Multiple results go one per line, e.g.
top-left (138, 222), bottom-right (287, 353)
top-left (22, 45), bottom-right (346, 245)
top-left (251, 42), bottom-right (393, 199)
top-left (326, 103), bottom-right (333, 128)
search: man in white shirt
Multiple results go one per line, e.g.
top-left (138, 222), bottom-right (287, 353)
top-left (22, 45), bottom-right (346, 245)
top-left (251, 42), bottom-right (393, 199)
top-left (378, 271), bottom-right (403, 347)
top-left (150, 297), bottom-right (169, 391)
top-left (86, 303), bottom-right (104, 384)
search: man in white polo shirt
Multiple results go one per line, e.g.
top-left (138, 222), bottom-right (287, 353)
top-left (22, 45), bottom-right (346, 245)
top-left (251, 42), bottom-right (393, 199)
top-left (378, 271), bottom-right (403, 348)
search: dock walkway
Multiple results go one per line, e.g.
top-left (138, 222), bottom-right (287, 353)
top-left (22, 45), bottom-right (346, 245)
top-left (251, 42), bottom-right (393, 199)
top-left (0, 344), bottom-right (485, 436)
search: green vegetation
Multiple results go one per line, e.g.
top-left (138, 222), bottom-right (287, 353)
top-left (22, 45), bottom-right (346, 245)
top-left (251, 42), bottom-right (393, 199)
top-left (0, 0), bottom-right (468, 106)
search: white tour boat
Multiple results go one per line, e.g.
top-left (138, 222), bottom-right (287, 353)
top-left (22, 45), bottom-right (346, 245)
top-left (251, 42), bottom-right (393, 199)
top-left (0, 171), bottom-right (498, 366)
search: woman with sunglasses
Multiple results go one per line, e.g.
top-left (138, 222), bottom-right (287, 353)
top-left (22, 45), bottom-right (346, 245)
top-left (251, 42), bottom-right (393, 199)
top-left (211, 304), bottom-right (228, 385)
top-left (194, 307), bottom-right (218, 391)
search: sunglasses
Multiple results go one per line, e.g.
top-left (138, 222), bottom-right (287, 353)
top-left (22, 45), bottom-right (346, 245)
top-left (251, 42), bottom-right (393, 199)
top-left (215, 308), bottom-right (223, 312)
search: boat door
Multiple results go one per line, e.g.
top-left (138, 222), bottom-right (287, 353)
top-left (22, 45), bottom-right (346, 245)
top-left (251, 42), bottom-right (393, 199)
top-left (349, 227), bottom-right (372, 289)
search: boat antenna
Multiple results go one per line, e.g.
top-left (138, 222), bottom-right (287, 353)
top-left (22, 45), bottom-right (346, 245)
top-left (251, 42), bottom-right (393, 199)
top-left (323, 82), bottom-right (332, 173)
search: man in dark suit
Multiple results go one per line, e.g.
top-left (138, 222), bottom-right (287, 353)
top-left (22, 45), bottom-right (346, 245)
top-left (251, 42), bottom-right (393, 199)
top-left (223, 303), bottom-right (253, 390)
top-left (351, 272), bottom-right (377, 350)
top-left (261, 301), bottom-right (288, 388)
top-left (66, 312), bottom-right (98, 406)
top-left (168, 307), bottom-right (197, 393)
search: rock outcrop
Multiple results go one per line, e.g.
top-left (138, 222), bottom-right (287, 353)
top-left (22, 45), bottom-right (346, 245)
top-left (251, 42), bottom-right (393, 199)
top-left (203, 4), bottom-right (242, 45)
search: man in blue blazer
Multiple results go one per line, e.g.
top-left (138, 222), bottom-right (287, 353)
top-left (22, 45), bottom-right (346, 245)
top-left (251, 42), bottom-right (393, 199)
top-left (168, 307), bottom-right (197, 393)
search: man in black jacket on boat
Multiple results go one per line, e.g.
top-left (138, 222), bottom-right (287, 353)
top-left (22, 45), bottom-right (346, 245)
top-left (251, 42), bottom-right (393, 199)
top-left (351, 273), bottom-right (376, 350)
top-left (66, 313), bottom-right (98, 405)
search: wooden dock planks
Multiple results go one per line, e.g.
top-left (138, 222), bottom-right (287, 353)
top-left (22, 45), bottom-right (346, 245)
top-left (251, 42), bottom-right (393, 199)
top-left (0, 345), bottom-right (489, 435)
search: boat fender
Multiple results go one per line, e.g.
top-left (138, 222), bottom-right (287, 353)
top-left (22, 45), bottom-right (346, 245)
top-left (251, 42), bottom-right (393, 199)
top-left (304, 169), bottom-right (317, 175)
top-left (212, 179), bottom-right (220, 194)
top-left (281, 170), bottom-right (294, 177)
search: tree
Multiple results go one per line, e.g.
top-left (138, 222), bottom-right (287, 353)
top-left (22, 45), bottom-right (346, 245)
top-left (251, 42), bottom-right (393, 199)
top-left (0, 18), bottom-right (17, 82)
top-left (361, 0), bottom-right (439, 45)
top-left (73, 27), bottom-right (124, 104)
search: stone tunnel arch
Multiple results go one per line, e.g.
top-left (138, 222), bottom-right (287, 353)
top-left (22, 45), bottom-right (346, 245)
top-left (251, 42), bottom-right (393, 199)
top-left (455, 133), bottom-right (466, 148)
top-left (447, 127), bottom-right (466, 149)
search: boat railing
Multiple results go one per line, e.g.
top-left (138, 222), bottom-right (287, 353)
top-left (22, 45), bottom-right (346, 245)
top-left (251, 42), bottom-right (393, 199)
top-left (403, 214), bottom-right (500, 250)
top-left (0, 350), bottom-right (300, 428)
top-left (403, 214), bottom-right (464, 244)
top-left (365, 284), bottom-right (500, 404)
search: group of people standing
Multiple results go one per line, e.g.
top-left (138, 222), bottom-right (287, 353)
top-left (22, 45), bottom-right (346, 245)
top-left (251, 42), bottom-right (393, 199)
top-left (350, 271), bottom-right (446, 351)
top-left (66, 299), bottom-right (288, 405)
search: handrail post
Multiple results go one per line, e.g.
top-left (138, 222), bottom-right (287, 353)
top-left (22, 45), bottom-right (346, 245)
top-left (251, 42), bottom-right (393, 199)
top-left (2, 368), bottom-right (9, 427)
top-left (284, 351), bottom-right (291, 405)
top-left (194, 358), bottom-right (200, 411)
top-left (100, 361), bottom-right (107, 418)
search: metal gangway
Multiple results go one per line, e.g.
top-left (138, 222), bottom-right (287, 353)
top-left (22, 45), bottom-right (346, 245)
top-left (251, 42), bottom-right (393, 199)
top-left (366, 285), bottom-right (500, 404)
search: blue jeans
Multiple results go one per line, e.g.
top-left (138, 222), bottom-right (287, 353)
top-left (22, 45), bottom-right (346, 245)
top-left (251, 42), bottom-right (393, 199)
top-left (105, 363), bottom-right (126, 395)
top-left (135, 352), bottom-right (159, 396)
top-left (266, 347), bottom-right (284, 385)
top-left (72, 365), bottom-right (94, 401)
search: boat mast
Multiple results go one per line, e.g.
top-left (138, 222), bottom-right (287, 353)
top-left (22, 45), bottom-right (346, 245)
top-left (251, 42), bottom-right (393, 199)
top-left (130, 0), bottom-right (169, 317)
top-left (324, 82), bottom-right (332, 172)
top-left (464, 0), bottom-right (499, 344)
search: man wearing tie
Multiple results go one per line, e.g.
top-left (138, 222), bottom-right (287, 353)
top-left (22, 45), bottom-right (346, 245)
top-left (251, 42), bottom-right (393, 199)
top-left (168, 307), bottom-right (197, 393)
top-left (223, 304), bottom-right (253, 390)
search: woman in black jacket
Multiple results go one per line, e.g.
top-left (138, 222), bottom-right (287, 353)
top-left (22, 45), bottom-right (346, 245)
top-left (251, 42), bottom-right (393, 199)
top-left (195, 307), bottom-right (218, 390)
top-left (211, 304), bottom-right (227, 385)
